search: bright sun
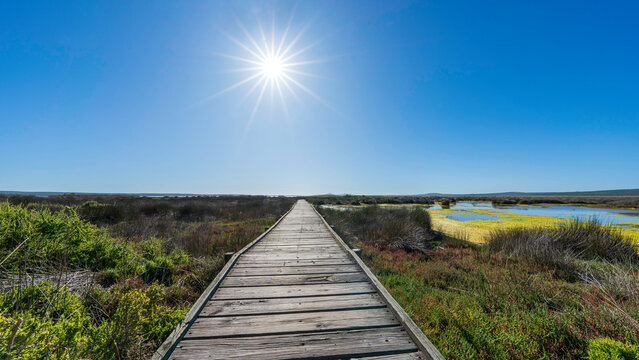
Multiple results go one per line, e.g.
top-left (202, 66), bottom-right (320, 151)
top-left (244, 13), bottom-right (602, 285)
top-left (261, 56), bottom-right (284, 80)
top-left (213, 13), bottom-right (326, 120)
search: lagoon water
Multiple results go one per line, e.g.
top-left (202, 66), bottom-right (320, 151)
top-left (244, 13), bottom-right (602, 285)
top-left (432, 202), bottom-right (639, 225)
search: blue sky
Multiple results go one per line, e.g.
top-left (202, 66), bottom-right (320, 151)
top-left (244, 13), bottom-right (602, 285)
top-left (1, 1), bottom-right (637, 195)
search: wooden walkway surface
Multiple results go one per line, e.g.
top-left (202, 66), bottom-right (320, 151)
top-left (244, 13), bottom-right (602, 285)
top-left (154, 200), bottom-right (443, 360)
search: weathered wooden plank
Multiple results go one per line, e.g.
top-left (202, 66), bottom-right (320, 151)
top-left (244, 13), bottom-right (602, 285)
top-left (171, 327), bottom-right (417, 359)
top-left (240, 253), bottom-right (350, 260)
top-left (243, 249), bottom-right (348, 255)
top-left (250, 244), bottom-right (344, 250)
top-left (200, 293), bottom-right (386, 317)
top-left (260, 238), bottom-right (335, 242)
top-left (184, 308), bottom-right (399, 339)
top-left (234, 258), bottom-right (355, 267)
top-left (255, 243), bottom-right (338, 247)
top-left (250, 244), bottom-right (341, 250)
top-left (227, 264), bottom-right (360, 276)
top-left (259, 238), bottom-right (336, 242)
top-left (212, 282), bottom-right (375, 300)
top-left (221, 272), bottom-right (368, 287)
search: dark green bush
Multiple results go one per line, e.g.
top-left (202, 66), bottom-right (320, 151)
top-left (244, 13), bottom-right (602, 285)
top-left (79, 200), bottom-right (126, 224)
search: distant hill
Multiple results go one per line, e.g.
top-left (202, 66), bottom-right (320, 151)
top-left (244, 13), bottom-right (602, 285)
top-left (423, 189), bottom-right (639, 197)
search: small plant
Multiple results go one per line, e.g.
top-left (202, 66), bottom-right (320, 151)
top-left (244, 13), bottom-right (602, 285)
top-left (587, 338), bottom-right (639, 360)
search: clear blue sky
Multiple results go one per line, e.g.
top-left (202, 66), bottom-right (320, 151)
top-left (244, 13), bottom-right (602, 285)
top-left (1, 1), bottom-right (638, 195)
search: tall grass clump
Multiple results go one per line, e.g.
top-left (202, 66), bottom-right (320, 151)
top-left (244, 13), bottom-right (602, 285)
top-left (318, 206), bottom-right (435, 251)
top-left (487, 219), bottom-right (639, 277)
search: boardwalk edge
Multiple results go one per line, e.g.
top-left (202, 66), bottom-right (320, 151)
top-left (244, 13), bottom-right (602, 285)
top-left (151, 204), bottom-right (295, 360)
top-left (311, 203), bottom-right (446, 360)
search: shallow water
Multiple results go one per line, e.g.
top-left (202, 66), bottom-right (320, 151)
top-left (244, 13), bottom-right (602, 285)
top-left (441, 212), bottom-right (506, 221)
top-left (438, 202), bottom-right (639, 224)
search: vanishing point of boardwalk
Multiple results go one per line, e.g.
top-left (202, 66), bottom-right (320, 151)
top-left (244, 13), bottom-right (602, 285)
top-left (153, 200), bottom-right (443, 360)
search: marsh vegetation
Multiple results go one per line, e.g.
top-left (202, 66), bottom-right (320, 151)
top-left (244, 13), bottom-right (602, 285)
top-left (317, 204), bottom-right (639, 360)
top-left (0, 195), bottom-right (294, 359)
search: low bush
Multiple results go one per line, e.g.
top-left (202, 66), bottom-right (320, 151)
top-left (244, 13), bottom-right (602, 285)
top-left (587, 338), bottom-right (639, 360)
top-left (0, 202), bottom-right (137, 273)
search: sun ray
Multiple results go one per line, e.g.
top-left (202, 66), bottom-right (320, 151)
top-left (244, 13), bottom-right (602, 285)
top-left (277, 7), bottom-right (296, 56)
top-left (282, 59), bottom-right (328, 67)
top-left (275, 78), bottom-right (289, 117)
top-left (280, 72), bottom-right (329, 106)
top-left (209, 71), bottom-right (263, 99)
top-left (235, 20), bottom-right (268, 60)
top-left (280, 40), bottom-right (320, 64)
top-left (279, 22), bottom-right (311, 60)
top-left (213, 52), bottom-right (262, 66)
top-left (257, 20), bottom-right (271, 57)
top-left (242, 75), bottom-right (267, 103)
top-left (280, 76), bottom-right (301, 103)
top-left (246, 79), bottom-right (269, 131)
top-left (222, 32), bottom-right (265, 63)
top-left (282, 67), bottom-right (326, 79)
top-left (222, 66), bottom-right (263, 73)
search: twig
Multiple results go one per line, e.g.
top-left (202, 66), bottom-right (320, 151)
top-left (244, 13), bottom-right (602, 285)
top-left (7, 318), bottom-right (24, 354)
top-left (0, 238), bottom-right (29, 268)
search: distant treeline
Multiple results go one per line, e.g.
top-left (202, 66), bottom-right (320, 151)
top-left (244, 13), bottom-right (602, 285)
top-left (0, 194), bottom-right (297, 224)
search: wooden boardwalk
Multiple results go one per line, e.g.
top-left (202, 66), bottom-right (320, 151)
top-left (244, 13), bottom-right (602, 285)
top-left (154, 200), bottom-right (443, 360)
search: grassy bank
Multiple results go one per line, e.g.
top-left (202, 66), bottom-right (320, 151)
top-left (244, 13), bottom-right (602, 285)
top-left (318, 205), bottom-right (639, 359)
top-left (0, 195), bottom-right (294, 359)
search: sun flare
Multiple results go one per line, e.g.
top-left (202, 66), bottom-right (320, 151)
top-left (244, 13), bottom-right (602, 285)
top-left (213, 13), bottom-right (327, 121)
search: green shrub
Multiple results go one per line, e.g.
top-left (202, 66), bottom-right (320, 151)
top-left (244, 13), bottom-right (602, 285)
top-left (86, 284), bottom-right (186, 359)
top-left (79, 200), bottom-right (126, 224)
top-left (0, 284), bottom-right (91, 359)
top-left (140, 237), bottom-right (164, 260)
top-left (0, 312), bottom-right (89, 360)
top-left (140, 248), bottom-right (190, 285)
top-left (0, 201), bottom-right (136, 273)
top-left (587, 338), bottom-right (639, 360)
